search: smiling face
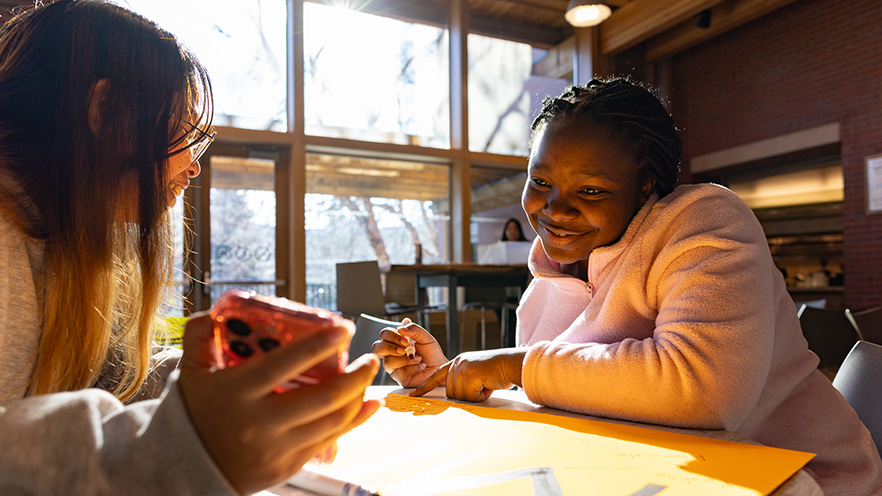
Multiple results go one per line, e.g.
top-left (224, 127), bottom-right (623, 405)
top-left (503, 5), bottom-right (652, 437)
top-left (164, 113), bottom-right (209, 208)
top-left (115, 114), bottom-right (206, 221)
top-left (522, 118), bottom-right (654, 272)
top-left (164, 142), bottom-right (201, 208)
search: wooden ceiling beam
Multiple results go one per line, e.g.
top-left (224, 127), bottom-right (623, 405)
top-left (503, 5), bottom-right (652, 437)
top-left (600, 0), bottom-right (724, 54)
top-left (306, 0), bottom-right (447, 27)
top-left (470, 14), bottom-right (572, 47)
top-left (308, 0), bottom-right (571, 47)
top-left (499, 0), bottom-right (568, 14)
top-left (307, 175), bottom-right (447, 201)
top-left (470, 172), bottom-right (527, 212)
top-left (532, 36), bottom-right (575, 78)
top-left (645, 0), bottom-right (801, 62)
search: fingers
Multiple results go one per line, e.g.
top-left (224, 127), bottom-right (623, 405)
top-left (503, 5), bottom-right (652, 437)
top-left (389, 362), bottom-right (428, 384)
top-left (350, 398), bottom-right (383, 429)
top-left (409, 361), bottom-right (450, 397)
top-left (308, 398), bottom-right (383, 465)
top-left (382, 353), bottom-right (421, 374)
top-left (292, 398), bottom-right (382, 471)
top-left (179, 312), bottom-right (216, 370)
top-left (272, 353), bottom-right (379, 428)
top-left (371, 321), bottom-right (448, 389)
top-left (235, 396), bottom-right (373, 493)
top-left (408, 356), bottom-right (494, 402)
top-left (398, 322), bottom-right (434, 344)
top-left (372, 325), bottom-right (430, 361)
top-left (234, 324), bottom-right (353, 397)
top-left (377, 322), bottom-right (429, 343)
top-left (446, 361), bottom-right (461, 400)
top-left (445, 359), bottom-right (490, 402)
top-left (311, 441), bottom-right (337, 465)
top-left (371, 328), bottom-right (410, 358)
top-left (279, 387), bottom-right (374, 450)
top-left (374, 325), bottom-right (447, 366)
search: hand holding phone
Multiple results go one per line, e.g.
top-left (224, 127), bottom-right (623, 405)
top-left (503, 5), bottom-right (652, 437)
top-left (178, 312), bottom-right (381, 495)
top-left (211, 289), bottom-right (353, 390)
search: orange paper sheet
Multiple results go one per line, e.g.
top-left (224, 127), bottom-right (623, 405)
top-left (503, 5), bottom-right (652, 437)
top-left (321, 393), bottom-right (814, 496)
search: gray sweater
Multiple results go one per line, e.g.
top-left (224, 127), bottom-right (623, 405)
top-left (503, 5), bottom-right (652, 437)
top-left (0, 211), bottom-right (239, 495)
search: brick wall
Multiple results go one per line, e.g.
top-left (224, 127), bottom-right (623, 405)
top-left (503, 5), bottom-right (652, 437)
top-left (670, 0), bottom-right (882, 309)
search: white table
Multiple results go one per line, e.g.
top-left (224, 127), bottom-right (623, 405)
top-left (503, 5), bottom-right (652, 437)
top-left (276, 386), bottom-right (823, 496)
top-left (402, 387), bottom-right (822, 496)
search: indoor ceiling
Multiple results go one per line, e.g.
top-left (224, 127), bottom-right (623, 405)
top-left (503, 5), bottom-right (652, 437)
top-left (328, 0), bottom-right (803, 212)
top-left (348, 0), bottom-right (800, 61)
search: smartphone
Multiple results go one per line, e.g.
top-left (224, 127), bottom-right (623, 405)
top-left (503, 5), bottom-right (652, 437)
top-left (211, 289), bottom-right (353, 390)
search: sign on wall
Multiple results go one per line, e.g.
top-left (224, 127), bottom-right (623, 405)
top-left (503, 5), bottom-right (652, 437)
top-left (865, 154), bottom-right (882, 214)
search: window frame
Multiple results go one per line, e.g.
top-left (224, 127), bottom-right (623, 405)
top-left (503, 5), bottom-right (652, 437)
top-left (211, 0), bottom-right (528, 305)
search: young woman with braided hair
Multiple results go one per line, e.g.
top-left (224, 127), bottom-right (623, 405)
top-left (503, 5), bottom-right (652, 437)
top-left (375, 78), bottom-right (882, 494)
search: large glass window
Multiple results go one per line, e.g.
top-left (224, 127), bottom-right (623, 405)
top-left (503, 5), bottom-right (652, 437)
top-left (305, 154), bottom-right (449, 309)
top-left (164, 200), bottom-right (188, 317)
top-left (303, 3), bottom-right (450, 148)
top-left (468, 35), bottom-right (568, 156)
top-left (128, 0), bottom-right (288, 131)
top-left (124, 1), bottom-right (571, 317)
top-left (469, 165), bottom-right (533, 263)
top-left (208, 156), bottom-right (278, 302)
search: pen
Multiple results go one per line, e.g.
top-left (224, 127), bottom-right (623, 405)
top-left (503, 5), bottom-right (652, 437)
top-left (400, 318), bottom-right (416, 360)
top-left (404, 337), bottom-right (416, 360)
top-left (285, 467), bottom-right (381, 496)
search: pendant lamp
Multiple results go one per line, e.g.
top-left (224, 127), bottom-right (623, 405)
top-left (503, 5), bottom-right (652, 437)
top-left (565, 1), bottom-right (612, 27)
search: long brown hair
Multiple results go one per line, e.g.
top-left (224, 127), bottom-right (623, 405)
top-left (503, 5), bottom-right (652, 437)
top-left (0, 0), bottom-right (213, 401)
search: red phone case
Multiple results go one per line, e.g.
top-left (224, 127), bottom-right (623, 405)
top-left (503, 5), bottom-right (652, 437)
top-left (211, 289), bottom-right (352, 390)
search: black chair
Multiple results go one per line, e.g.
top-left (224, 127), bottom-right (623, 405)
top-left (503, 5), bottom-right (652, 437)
top-left (351, 313), bottom-right (402, 385)
top-left (832, 341), bottom-right (882, 456)
top-left (797, 305), bottom-right (861, 370)
top-left (335, 261), bottom-right (437, 324)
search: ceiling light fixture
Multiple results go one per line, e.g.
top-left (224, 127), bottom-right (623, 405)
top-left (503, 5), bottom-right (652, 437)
top-left (565, 1), bottom-right (612, 27)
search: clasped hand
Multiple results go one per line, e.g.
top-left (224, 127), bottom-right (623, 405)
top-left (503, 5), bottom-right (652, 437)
top-left (371, 319), bottom-right (526, 402)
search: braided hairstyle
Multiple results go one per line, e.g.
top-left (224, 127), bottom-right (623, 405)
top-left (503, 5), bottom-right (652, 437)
top-left (531, 78), bottom-right (682, 197)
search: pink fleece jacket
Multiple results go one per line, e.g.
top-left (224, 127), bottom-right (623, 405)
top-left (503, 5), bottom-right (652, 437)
top-left (518, 183), bottom-right (882, 495)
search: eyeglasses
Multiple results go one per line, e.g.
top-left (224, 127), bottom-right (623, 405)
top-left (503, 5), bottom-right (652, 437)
top-left (168, 115), bottom-right (216, 162)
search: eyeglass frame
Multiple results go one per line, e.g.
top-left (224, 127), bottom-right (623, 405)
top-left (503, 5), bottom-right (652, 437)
top-left (166, 114), bottom-right (216, 162)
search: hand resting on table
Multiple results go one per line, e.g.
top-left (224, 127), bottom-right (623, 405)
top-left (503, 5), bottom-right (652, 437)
top-left (373, 318), bottom-right (526, 402)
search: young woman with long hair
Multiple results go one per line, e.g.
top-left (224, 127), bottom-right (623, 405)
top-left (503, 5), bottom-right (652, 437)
top-left (0, 1), bottom-right (379, 493)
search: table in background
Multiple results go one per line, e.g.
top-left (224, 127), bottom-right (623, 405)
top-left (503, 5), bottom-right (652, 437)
top-left (388, 263), bottom-right (529, 356)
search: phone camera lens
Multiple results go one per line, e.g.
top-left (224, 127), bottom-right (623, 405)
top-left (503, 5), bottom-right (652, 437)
top-left (230, 340), bottom-right (254, 357)
top-left (258, 338), bottom-right (280, 351)
top-left (227, 319), bottom-right (252, 336)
